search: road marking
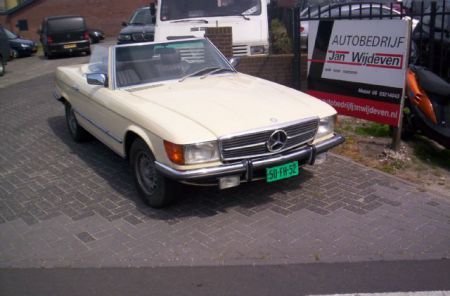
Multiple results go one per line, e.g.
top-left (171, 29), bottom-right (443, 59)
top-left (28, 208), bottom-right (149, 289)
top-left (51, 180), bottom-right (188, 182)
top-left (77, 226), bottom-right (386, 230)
top-left (310, 292), bottom-right (450, 296)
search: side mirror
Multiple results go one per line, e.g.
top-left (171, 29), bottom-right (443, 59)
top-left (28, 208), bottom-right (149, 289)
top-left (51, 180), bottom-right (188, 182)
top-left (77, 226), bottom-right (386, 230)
top-left (229, 57), bottom-right (241, 68)
top-left (122, 21), bottom-right (128, 27)
top-left (87, 73), bottom-right (108, 87)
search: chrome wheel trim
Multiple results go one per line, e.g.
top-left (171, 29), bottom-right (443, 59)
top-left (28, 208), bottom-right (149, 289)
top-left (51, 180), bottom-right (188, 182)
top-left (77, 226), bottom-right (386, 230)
top-left (68, 108), bottom-right (78, 135)
top-left (135, 151), bottom-right (157, 196)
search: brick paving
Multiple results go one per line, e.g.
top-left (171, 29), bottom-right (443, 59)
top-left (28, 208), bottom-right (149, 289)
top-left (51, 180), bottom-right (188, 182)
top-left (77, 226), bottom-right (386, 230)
top-left (1, 70), bottom-right (450, 268)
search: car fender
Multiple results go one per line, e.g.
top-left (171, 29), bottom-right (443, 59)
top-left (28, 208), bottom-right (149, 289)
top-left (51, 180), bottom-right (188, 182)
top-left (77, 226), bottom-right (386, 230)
top-left (123, 124), bottom-right (166, 162)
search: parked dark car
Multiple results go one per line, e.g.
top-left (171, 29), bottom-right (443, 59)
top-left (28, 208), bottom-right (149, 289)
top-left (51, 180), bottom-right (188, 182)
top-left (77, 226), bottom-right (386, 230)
top-left (117, 7), bottom-right (155, 44)
top-left (39, 15), bottom-right (90, 59)
top-left (0, 25), bottom-right (10, 76)
top-left (88, 28), bottom-right (105, 44)
top-left (4, 28), bottom-right (37, 58)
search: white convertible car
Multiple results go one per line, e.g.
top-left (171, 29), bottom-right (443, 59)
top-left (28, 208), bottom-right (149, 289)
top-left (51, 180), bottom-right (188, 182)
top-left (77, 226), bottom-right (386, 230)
top-left (54, 38), bottom-right (344, 207)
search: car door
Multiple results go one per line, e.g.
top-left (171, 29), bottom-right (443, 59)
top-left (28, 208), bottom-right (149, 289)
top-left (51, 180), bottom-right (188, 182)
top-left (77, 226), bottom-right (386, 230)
top-left (73, 46), bottom-right (130, 155)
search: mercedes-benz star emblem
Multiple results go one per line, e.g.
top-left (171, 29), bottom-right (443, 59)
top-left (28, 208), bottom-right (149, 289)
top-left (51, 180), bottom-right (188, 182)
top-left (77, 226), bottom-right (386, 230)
top-left (266, 130), bottom-right (288, 152)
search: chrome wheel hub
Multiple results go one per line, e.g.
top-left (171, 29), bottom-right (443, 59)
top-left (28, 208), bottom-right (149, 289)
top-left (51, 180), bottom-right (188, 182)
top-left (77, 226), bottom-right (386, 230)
top-left (135, 152), bottom-right (157, 195)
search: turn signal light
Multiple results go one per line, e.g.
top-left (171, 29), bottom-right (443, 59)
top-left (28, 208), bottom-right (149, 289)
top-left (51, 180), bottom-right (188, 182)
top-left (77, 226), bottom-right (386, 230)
top-left (164, 141), bottom-right (184, 165)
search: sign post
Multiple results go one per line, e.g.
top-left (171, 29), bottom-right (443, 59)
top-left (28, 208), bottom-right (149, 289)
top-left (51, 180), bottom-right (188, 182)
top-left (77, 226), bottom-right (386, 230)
top-left (306, 19), bottom-right (410, 150)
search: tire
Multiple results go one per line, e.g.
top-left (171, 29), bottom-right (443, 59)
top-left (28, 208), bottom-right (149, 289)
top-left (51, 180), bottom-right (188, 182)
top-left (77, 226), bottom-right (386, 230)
top-left (130, 138), bottom-right (177, 208)
top-left (12, 49), bottom-right (19, 59)
top-left (65, 103), bottom-right (89, 142)
top-left (0, 60), bottom-right (4, 77)
top-left (46, 49), bottom-right (53, 59)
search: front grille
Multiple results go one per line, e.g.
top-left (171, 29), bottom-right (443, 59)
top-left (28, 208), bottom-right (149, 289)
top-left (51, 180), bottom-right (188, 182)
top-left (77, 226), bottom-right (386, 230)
top-left (232, 45), bottom-right (249, 56)
top-left (132, 33), bottom-right (154, 42)
top-left (220, 118), bottom-right (319, 161)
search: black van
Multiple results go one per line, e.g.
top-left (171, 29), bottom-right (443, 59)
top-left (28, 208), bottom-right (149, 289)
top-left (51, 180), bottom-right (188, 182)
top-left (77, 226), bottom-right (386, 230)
top-left (0, 25), bottom-right (10, 76)
top-left (39, 15), bottom-right (90, 58)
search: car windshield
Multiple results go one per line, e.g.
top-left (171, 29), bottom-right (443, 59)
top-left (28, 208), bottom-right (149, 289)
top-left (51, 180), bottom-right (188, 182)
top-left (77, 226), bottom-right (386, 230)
top-left (160, 0), bottom-right (261, 21)
top-left (4, 28), bottom-right (17, 39)
top-left (114, 39), bottom-right (234, 88)
top-left (129, 9), bottom-right (154, 25)
top-left (48, 17), bottom-right (85, 33)
top-left (88, 45), bottom-right (109, 75)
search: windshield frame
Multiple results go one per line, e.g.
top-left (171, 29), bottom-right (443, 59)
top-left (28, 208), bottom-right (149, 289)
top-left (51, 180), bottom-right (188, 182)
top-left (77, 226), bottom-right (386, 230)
top-left (111, 38), bottom-right (236, 90)
top-left (159, 0), bottom-right (262, 22)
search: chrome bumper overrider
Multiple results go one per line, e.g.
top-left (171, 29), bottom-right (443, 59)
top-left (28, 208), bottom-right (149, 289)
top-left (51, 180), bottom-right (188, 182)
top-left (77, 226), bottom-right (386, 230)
top-left (155, 134), bottom-right (345, 181)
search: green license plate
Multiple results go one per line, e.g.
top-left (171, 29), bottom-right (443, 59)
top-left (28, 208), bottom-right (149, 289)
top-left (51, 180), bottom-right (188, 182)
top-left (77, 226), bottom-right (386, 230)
top-left (266, 161), bottom-right (299, 183)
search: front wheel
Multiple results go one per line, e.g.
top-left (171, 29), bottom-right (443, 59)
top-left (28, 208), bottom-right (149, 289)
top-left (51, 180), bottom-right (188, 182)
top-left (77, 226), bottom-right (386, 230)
top-left (12, 49), bottom-right (19, 59)
top-left (65, 103), bottom-right (89, 142)
top-left (0, 59), bottom-right (5, 77)
top-left (130, 139), bottom-right (177, 208)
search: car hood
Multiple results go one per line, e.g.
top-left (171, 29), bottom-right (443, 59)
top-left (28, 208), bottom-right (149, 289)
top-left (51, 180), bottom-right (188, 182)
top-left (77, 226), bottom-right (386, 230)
top-left (127, 73), bottom-right (336, 138)
top-left (120, 24), bottom-right (155, 35)
top-left (9, 38), bottom-right (35, 46)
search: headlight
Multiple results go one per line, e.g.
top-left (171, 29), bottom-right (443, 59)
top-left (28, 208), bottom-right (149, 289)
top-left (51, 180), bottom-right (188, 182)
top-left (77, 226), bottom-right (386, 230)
top-left (118, 34), bottom-right (131, 41)
top-left (21, 44), bottom-right (30, 48)
top-left (315, 115), bottom-right (337, 139)
top-left (250, 45), bottom-right (267, 55)
top-left (164, 141), bottom-right (220, 165)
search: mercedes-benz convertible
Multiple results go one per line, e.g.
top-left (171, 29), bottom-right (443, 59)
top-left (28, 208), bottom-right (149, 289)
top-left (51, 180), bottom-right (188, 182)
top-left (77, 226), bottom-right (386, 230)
top-left (54, 38), bottom-right (344, 207)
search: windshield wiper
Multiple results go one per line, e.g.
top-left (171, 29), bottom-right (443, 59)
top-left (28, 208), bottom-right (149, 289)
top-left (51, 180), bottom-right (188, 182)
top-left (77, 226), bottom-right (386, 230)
top-left (179, 67), bottom-right (219, 82)
top-left (200, 67), bottom-right (235, 79)
top-left (171, 19), bottom-right (209, 24)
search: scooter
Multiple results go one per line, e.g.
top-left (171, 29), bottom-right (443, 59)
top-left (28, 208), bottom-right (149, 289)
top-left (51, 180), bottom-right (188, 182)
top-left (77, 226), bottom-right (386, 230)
top-left (404, 64), bottom-right (450, 149)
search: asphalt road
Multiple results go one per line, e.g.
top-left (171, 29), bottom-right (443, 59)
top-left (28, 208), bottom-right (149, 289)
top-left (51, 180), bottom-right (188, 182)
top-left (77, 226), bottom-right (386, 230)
top-left (1, 260), bottom-right (450, 296)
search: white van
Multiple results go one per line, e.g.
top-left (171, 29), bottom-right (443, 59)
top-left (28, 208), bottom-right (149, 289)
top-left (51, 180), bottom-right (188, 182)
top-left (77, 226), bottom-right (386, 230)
top-left (154, 0), bottom-right (270, 56)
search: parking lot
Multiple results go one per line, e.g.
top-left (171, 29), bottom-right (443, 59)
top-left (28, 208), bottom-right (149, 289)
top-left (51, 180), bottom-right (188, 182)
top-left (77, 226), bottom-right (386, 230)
top-left (1, 52), bottom-right (450, 269)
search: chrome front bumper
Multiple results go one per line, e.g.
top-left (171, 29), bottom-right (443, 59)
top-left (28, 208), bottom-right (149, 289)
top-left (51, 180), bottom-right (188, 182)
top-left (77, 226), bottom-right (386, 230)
top-left (155, 134), bottom-right (344, 182)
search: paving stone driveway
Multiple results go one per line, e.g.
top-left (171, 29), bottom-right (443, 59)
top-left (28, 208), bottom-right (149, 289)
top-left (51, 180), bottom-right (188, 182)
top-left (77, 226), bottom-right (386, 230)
top-left (1, 68), bottom-right (450, 268)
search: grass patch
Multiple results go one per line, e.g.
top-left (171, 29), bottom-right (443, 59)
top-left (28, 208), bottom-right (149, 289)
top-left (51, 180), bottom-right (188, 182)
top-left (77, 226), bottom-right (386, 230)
top-left (355, 122), bottom-right (390, 138)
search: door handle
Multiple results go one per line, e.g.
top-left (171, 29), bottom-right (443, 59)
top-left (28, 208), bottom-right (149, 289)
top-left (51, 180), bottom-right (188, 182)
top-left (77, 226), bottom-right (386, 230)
top-left (72, 85), bottom-right (80, 92)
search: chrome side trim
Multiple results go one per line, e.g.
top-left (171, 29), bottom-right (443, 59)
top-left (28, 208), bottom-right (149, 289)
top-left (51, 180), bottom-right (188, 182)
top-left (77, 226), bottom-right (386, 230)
top-left (155, 134), bottom-right (344, 181)
top-left (74, 109), bottom-right (123, 144)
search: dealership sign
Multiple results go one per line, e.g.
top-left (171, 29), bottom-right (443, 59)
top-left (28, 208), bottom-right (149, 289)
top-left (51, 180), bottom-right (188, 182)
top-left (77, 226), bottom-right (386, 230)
top-left (307, 20), bottom-right (410, 126)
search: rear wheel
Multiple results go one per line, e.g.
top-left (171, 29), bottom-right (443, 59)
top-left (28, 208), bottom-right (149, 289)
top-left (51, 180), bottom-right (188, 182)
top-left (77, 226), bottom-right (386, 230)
top-left (65, 103), bottom-right (89, 142)
top-left (130, 139), bottom-right (177, 208)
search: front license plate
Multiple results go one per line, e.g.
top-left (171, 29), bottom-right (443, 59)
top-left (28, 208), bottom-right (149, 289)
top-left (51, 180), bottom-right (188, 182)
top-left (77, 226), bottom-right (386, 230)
top-left (64, 44), bottom-right (76, 49)
top-left (266, 161), bottom-right (299, 183)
